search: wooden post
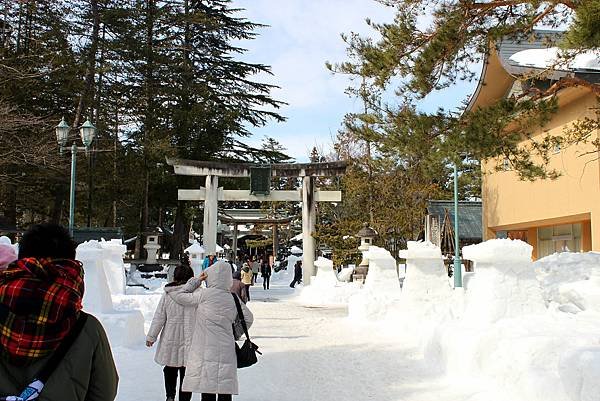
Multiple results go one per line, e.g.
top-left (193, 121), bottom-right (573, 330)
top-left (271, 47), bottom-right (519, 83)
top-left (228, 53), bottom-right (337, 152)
top-left (233, 224), bottom-right (238, 261)
top-left (272, 224), bottom-right (279, 262)
top-left (302, 176), bottom-right (316, 284)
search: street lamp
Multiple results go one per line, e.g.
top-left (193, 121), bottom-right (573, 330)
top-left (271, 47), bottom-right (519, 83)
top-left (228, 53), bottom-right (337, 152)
top-left (55, 117), bottom-right (97, 236)
top-left (453, 162), bottom-right (462, 288)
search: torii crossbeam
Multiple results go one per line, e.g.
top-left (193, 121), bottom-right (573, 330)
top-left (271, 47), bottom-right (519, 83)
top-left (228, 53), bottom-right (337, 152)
top-left (166, 158), bottom-right (346, 284)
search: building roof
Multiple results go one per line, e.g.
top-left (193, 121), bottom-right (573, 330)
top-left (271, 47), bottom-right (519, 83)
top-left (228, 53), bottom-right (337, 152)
top-left (467, 30), bottom-right (600, 111)
top-left (427, 200), bottom-right (482, 241)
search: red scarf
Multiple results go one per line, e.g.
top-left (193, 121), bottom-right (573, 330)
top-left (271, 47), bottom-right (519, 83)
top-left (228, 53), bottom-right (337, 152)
top-left (0, 257), bottom-right (84, 366)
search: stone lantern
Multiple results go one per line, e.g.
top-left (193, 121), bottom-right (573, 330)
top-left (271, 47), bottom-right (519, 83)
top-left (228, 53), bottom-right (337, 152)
top-left (354, 223), bottom-right (377, 280)
top-left (143, 232), bottom-right (161, 264)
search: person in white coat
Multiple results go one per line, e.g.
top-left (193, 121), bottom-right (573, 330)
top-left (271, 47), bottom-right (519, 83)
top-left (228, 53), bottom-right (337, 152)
top-left (174, 260), bottom-right (254, 401)
top-left (146, 265), bottom-right (196, 401)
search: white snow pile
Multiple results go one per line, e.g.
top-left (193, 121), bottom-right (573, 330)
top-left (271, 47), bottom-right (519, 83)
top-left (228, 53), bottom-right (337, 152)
top-left (509, 47), bottom-right (600, 71)
top-left (534, 251), bottom-right (600, 313)
top-left (422, 239), bottom-right (600, 401)
top-left (77, 240), bottom-right (145, 348)
top-left (298, 256), bottom-right (361, 306)
top-left (348, 246), bottom-right (401, 321)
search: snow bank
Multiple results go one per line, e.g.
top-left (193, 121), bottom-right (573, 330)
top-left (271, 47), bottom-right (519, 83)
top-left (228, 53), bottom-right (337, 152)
top-left (348, 246), bottom-right (401, 320)
top-left (77, 241), bottom-right (145, 348)
top-left (534, 251), bottom-right (600, 313)
top-left (425, 240), bottom-right (600, 401)
top-left (299, 257), bottom-right (361, 306)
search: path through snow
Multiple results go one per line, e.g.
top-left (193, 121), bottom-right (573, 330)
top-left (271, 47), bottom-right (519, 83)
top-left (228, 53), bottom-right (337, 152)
top-left (113, 275), bottom-right (498, 401)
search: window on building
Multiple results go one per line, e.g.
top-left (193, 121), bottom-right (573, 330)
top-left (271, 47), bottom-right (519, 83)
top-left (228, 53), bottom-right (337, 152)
top-left (537, 223), bottom-right (582, 258)
top-left (502, 158), bottom-right (510, 171)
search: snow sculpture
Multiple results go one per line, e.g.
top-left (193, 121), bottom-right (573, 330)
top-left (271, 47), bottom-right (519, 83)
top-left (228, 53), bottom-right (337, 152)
top-left (299, 257), bottom-right (361, 306)
top-left (77, 241), bottom-right (145, 347)
top-left (462, 239), bottom-right (545, 323)
top-left (400, 241), bottom-right (452, 318)
top-left (348, 246), bottom-right (401, 320)
top-left (77, 241), bottom-right (114, 314)
top-left (185, 241), bottom-right (205, 276)
top-left (99, 239), bottom-right (127, 295)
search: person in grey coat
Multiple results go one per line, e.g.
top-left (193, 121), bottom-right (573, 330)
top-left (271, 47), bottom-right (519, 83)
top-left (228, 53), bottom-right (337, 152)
top-left (146, 265), bottom-right (196, 401)
top-left (174, 260), bottom-right (254, 400)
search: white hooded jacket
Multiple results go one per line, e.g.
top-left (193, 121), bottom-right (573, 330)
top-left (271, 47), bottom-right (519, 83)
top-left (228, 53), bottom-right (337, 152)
top-left (174, 260), bottom-right (254, 395)
top-left (146, 284), bottom-right (196, 367)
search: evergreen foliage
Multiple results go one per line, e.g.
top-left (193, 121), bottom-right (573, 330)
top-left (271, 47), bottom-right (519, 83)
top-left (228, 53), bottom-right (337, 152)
top-left (0, 0), bottom-right (286, 253)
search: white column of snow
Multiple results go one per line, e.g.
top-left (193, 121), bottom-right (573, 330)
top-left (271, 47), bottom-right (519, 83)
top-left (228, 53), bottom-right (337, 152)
top-left (99, 239), bottom-right (127, 295)
top-left (348, 246), bottom-right (402, 320)
top-left (462, 239), bottom-right (545, 323)
top-left (77, 241), bottom-right (114, 314)
top-left (400, 241), bottom-right (452, 318)
top-left (77, 241), bottom-right (146, 348)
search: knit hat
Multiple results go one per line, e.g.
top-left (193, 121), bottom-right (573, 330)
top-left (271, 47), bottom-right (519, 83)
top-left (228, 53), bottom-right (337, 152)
top-left (0, 243), bottom-right (17, 270)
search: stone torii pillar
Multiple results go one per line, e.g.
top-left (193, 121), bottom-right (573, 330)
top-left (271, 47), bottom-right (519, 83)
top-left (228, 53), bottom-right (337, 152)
top-left (203, 175), bottom-right (219, 255)
top-left (302, 176), bottom-right (316, 281)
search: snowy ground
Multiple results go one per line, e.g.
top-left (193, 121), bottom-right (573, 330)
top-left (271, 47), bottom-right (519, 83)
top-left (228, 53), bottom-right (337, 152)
top-left (80, 240), bottom-right (600, 401)
top-left (111, 272), bottom-right (500, 401)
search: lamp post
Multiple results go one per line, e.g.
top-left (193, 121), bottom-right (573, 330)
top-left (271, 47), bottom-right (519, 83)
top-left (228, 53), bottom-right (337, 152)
top-left (453, 162), bottom-right (462, 288)
top-left (56, 117), bottom-right (97, 236)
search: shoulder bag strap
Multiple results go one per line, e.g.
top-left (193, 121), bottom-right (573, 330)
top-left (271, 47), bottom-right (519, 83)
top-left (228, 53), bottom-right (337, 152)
top-left (231, 293), bottom-right (250, 341)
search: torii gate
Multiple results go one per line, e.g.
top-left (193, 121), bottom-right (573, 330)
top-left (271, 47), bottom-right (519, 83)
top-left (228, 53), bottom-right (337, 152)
top-left (166, 158), bottom-right (346, 284)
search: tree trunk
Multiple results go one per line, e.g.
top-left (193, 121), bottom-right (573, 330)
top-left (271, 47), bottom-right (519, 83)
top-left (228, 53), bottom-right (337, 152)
top-left (171, 201), bottom-right (190, 261)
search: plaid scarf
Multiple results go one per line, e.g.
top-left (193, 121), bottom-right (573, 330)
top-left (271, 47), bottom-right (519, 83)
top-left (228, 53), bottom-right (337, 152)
top-left (0, 257), bottom-right (84, 366)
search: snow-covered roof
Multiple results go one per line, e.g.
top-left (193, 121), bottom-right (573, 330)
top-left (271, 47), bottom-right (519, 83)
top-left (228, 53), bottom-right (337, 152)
top-left (509, 48), bottom-right (600, 72)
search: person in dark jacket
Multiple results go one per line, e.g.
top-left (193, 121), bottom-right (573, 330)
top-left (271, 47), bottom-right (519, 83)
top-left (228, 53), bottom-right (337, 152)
top-left (230, 271), bottom-right (248, 303)
top-left (260, 259), bottom-right (272, 290)
top-left (289, 260), bottom-right (303, 288)
top-left (0, 223), bottom-right (118, 401)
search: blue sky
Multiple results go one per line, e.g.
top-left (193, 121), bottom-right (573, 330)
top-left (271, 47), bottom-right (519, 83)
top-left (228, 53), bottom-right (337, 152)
top-left (231, 0), bottom-right (479, 162)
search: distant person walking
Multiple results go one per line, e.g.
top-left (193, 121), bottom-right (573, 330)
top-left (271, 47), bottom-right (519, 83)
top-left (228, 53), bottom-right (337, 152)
top-left (173, 261), bottom-right (254, 401)
top-left (0, 223), bottom-right (118, 401)
top-left (241, 262), bottom-right (253, 301)
top-left (230, 271), bottom-right (248, 303)
top-left (289, 260), bottom-right (303, 288)
top-left (251, 258), bottom-right (260, 285)
top-left (146, 264), bottom-right (196, 401)
top-left (260, 259), bottom-right (271, 290)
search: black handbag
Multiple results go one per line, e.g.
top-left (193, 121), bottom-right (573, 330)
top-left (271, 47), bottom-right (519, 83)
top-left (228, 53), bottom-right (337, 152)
top-left (231, 293), bottom-right (261, 368)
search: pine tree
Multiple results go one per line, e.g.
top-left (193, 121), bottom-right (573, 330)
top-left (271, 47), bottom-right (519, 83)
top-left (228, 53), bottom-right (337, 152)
top-left (329, 0), bottom-right (599, 180)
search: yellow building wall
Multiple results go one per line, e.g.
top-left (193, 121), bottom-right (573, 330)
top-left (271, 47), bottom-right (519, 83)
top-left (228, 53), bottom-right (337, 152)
top-left (482, 90), bottom-right (600, 254)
